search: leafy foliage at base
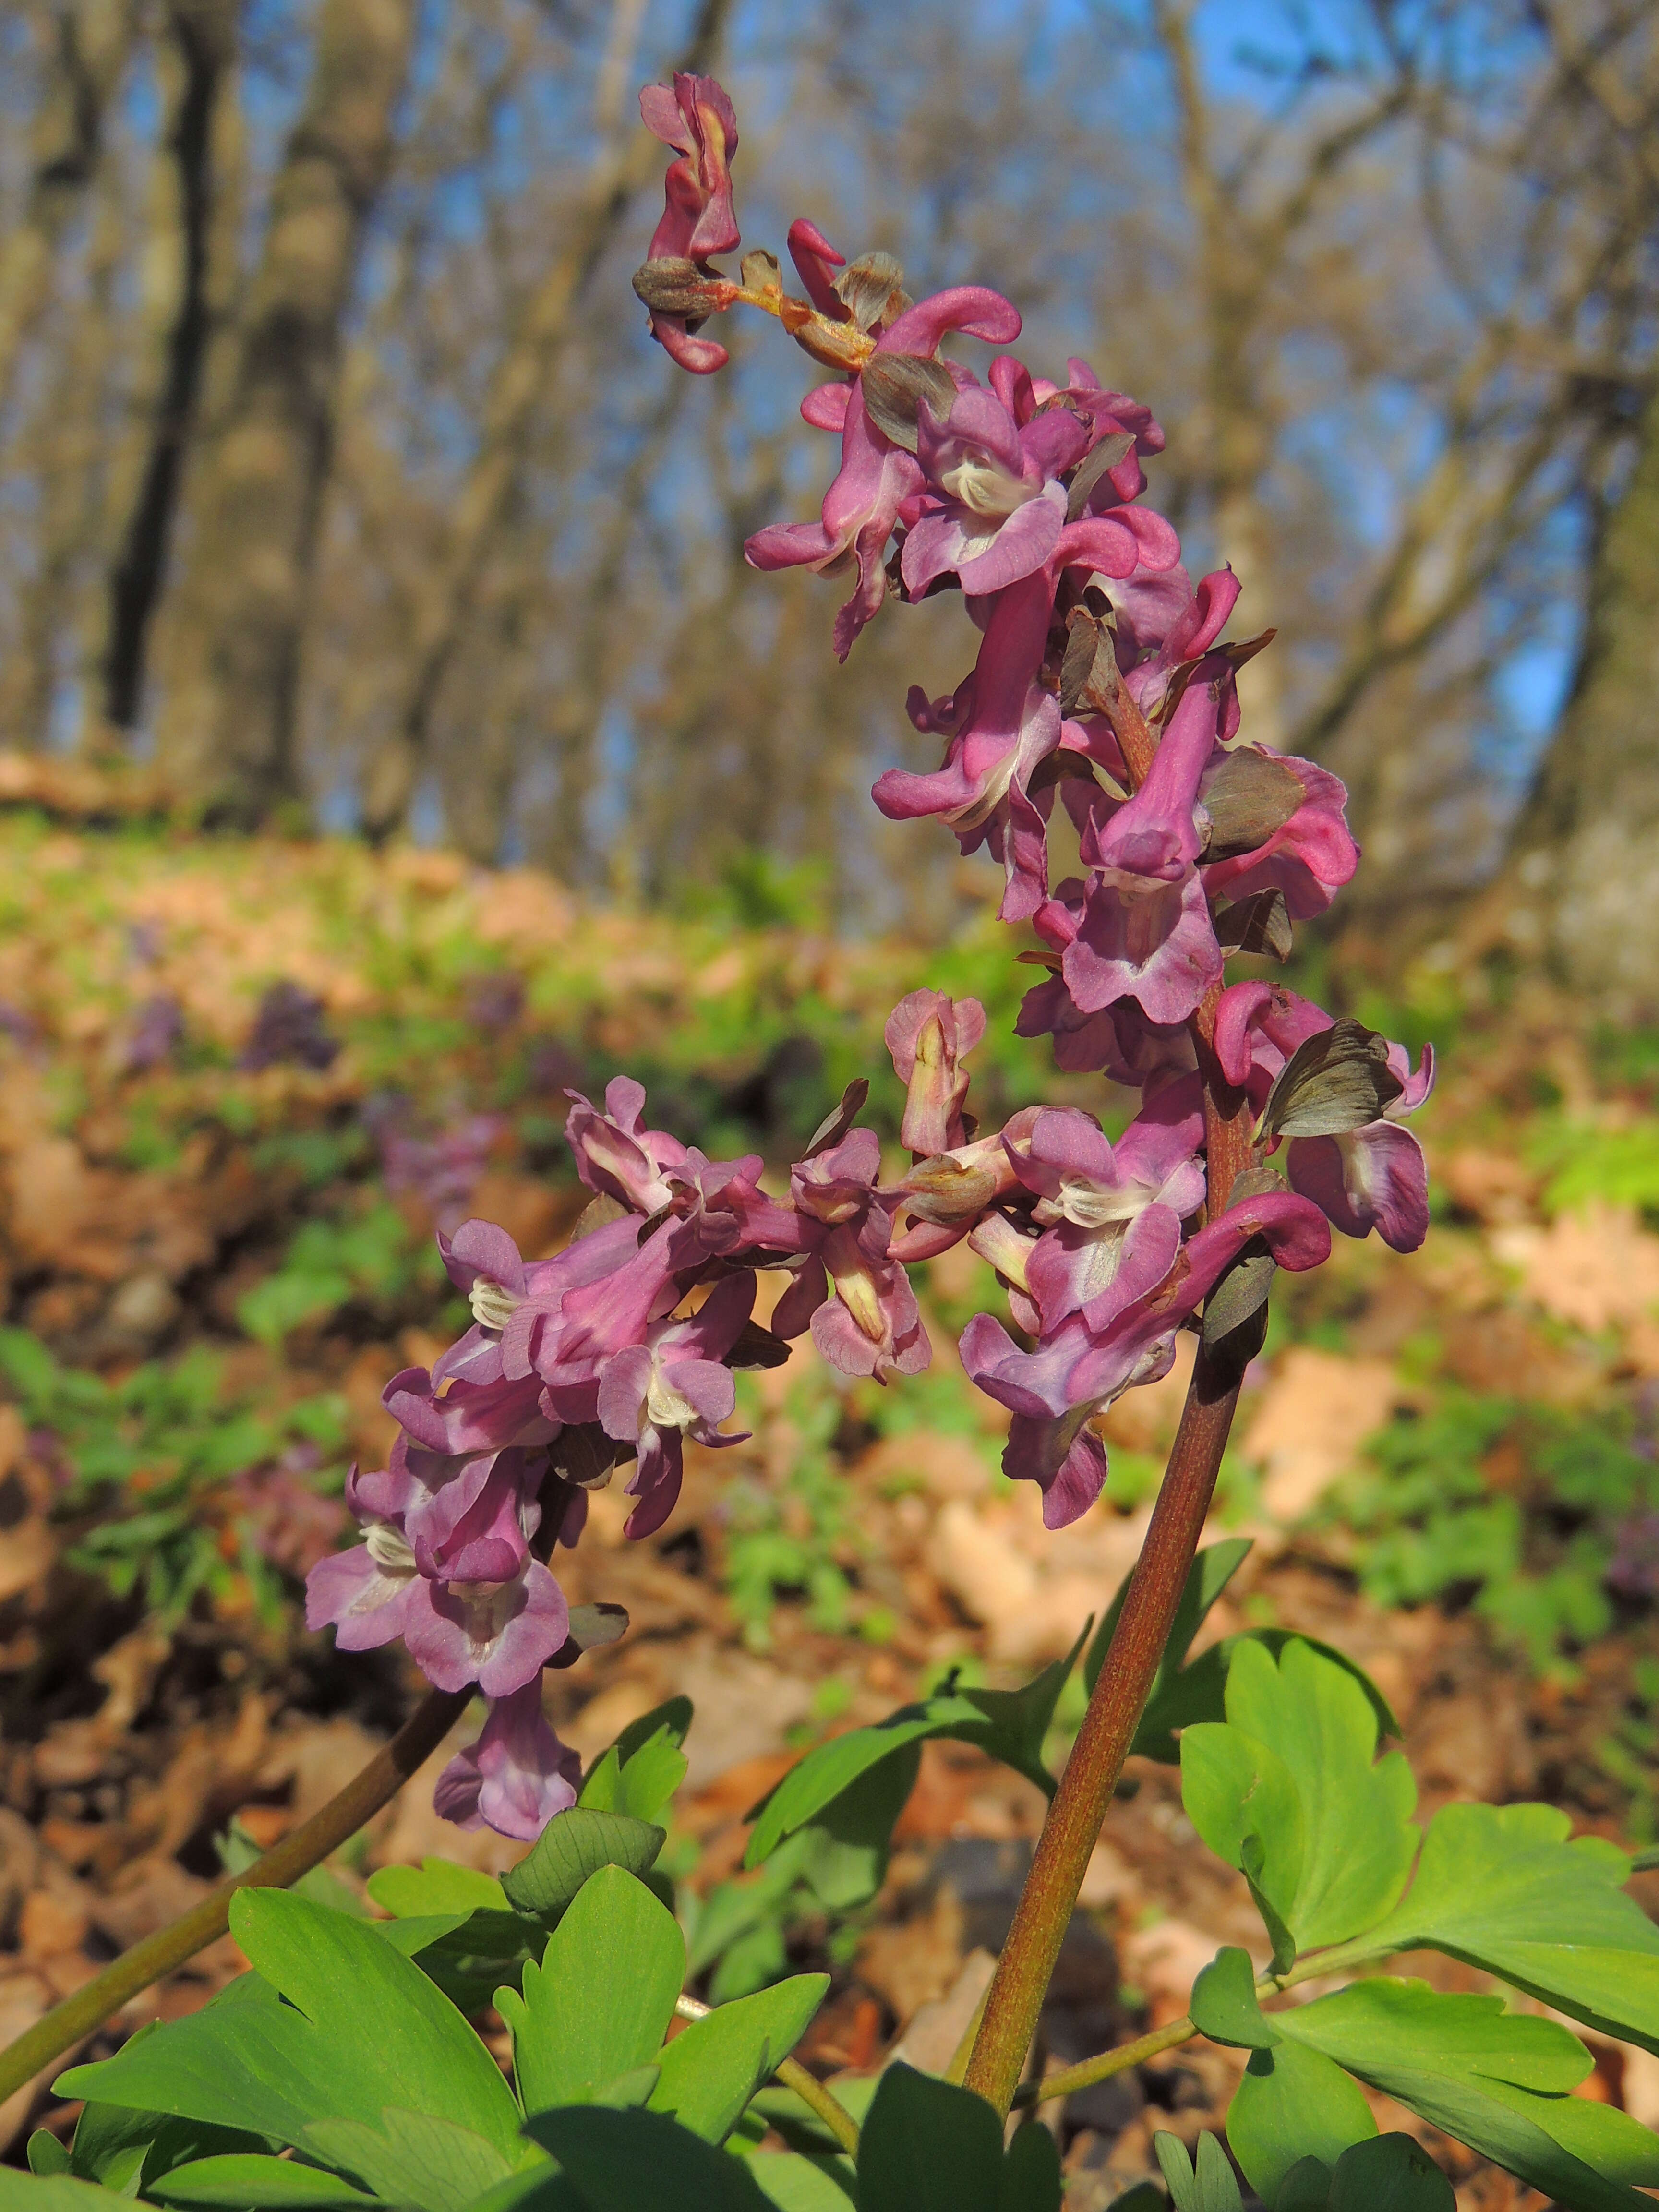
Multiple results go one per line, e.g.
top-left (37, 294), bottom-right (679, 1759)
top-left (8, 1549), bottom-right (1659, 2210)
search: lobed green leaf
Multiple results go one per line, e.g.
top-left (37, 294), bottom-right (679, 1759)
top-left (497, 1867), bottom-right (685, 2117)
top-left (1272, 1978), bottom-right (1659, 2212)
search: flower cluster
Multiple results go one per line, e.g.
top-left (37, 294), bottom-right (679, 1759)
top-left (306, 73), bottom-right (1434, 1841)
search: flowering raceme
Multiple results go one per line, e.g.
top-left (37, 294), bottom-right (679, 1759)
top-left (307, 72), bottom-right (1431, 1841)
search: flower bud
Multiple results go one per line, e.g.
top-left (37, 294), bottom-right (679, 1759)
top-left (884, 989), bottom-right (987, 1155)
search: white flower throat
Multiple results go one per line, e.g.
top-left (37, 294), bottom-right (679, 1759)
top-left (470, 1277), bottom-right (520, 1330)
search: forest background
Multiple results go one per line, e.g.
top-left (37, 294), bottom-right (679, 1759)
top-left (0, 0), bottom-right (1657, 2192)
top-left (0, 0), bottom-right (1656, 998)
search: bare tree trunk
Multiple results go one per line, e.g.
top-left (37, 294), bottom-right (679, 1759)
top-left (98, 0), bottom-right (239, 737)
top-left (1492, 377), bottom-right (1659, 1014)
top-left (155, 0), bottom-right (415, 823)
top-left (357, 0), bottom-right (729, 842)
top-left (0, 0), bottom-right (134, 411)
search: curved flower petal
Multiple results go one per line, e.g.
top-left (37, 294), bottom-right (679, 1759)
top-left (1288, 1124), bottom-right (1430, 1254)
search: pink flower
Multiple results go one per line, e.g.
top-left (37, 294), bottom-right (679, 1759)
top-left (565, 1077), bottom-right (689, 1214)
top-left (777, 1128), bottom-right (929, 1382)
top-left (872, 571), bottom-right (1059, 920)
top-left (1214, 986), bottom-right (1435, 1253)
top-left (1198, 746), bottom-right (1359, 920)
top-left (1007, 1085), bottom-right (1206, 1333)
top-left (962, 1188), bottom-right (1330, 1527)
top-left (433, 1676), bottom-right (581, 1840)
top-left (901, 384), bottom-right (1088, 598)
top-left (885, 990), bottom-right (987, 1155)
top-left (595, 1272), bottom-right (756, 1539)
top-left (639, 73), bottom-right (741, 373)
top-left (745, 288), bottom-right (1022, 659)
top-left (1061, 681), bottom-right (1227, 1025)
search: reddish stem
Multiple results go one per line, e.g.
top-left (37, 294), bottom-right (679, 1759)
top-left (962, 984), bottom-right (1253, 2116)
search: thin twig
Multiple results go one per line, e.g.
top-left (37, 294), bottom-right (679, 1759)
top-left (0, 1686), bottom-right (471, 2112)
top-left (675, 1993), bottom-right (862, 2154)
top-left (1011, 2016), bottom-right (1197, 2107)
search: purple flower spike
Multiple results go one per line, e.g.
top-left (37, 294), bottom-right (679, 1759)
top-left (784, 1129), bottom-right (930, 1382)
top-left (433, 1675), bottom-right (581, 1840)
top-left (962, 1187), bottom-right (1329, 1527)
top-left (1214, 988), bottom-right (1435, 1253)
top-left (594, 1271), bottom-right (756, 1537)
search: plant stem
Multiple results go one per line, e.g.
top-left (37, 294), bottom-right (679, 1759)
top-left (1011, 2016), bottom-right (1196, 2107)
top-left (675, 1994), bottom-right (862, 2155)
top-left (0, 1685), bottom-right (471, 2112)
top-left (962, 987), bottom-right (1254, 2118)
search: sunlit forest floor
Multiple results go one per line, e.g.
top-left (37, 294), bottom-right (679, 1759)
top-left (0, 771), bottom-right (1657, 2206)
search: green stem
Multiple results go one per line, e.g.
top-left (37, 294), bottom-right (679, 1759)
top-left (0, 1685), bottom-right (471, 2112)
top-left (1011, 2016), bottom-right (1197, 2107)
top-left (674, 1995), bottom-right (861, 2156)
top-left (1006, 1944), bottom-right (1403, 2112)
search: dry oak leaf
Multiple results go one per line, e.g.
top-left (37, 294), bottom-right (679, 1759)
top-left (1491, 1202), bottom-right (1659, 1333)
top-left (1241, 1346), bottom-right (1401, 1522)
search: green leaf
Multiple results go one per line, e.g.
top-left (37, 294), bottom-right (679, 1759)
top-left (611, 1695), bottom-right (695, 1766)
top-left (1274, 2157), bottom-right (1332, 2212)
top-left (997, 2122), bottom-right (1062, 2212)
top-left (649, 1978), bottom-right (828, 2144)
top-left (0, 2180), bottom-right (146, 2211)
top-left (1190, 1948), bottom-right (1279, 2050)
top-left (794, 1746), bottom-right (922, 1911)
top-left (1226, 2043), bottom-right (1376, 2206)
top-left (366, 1862), bottom-right (509, 1918)
top-left (69, 2085), bottom-right (259, 2193)
top-left (497, 1867), bottom-right (685, 2116)
top-left (1273, 1977), bottom-right (1659, 2212)
top-left (579, 1727), bottom-right (689, 1826)
top-left (744, 1698), bottom-right (984, 1869)
top-left (1102, 2189), bottom-right (1164, 2212)
top-left (524, 2105), bottom-right (776, 2211)
top-left (1135, 1631), bottom-right (1399, 1766)
top-left (950, 1622), bottom-right (1094, 1798)
top-left (745, 2152), bottom-right (857, 2211)
top-left (500, 1807), bottom-right (666, 1922)
top-left (856, 2065), bottom-right (1003, 2212)
top-left (303, 2113), bottom-right (513, 2212)
top-left (743, 2080), bottom-right (880, 2161)
top-left (25, 2137), bottom-right (71, 2180)
top-left (149, 2158), bottom-right (381, 2207)
top-left (389, 1908), bottom-right (544, 2015)
top-left (1182, 1641), bottom-right (1418, 1957)
top-left (1328, 2134), bottom-right (1455, 2212)
top-left (580, 1698), bottom-right (695, 1826)
top-left (1152, 2131), bottom-right (1243, 2212)
top-left (1362, 1803), bottom-right (1659, 2055)
top-left (1181, 1723), bottom-right (1304, 1941)
top-left (59, 1897), bottom-right (521, 2163)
